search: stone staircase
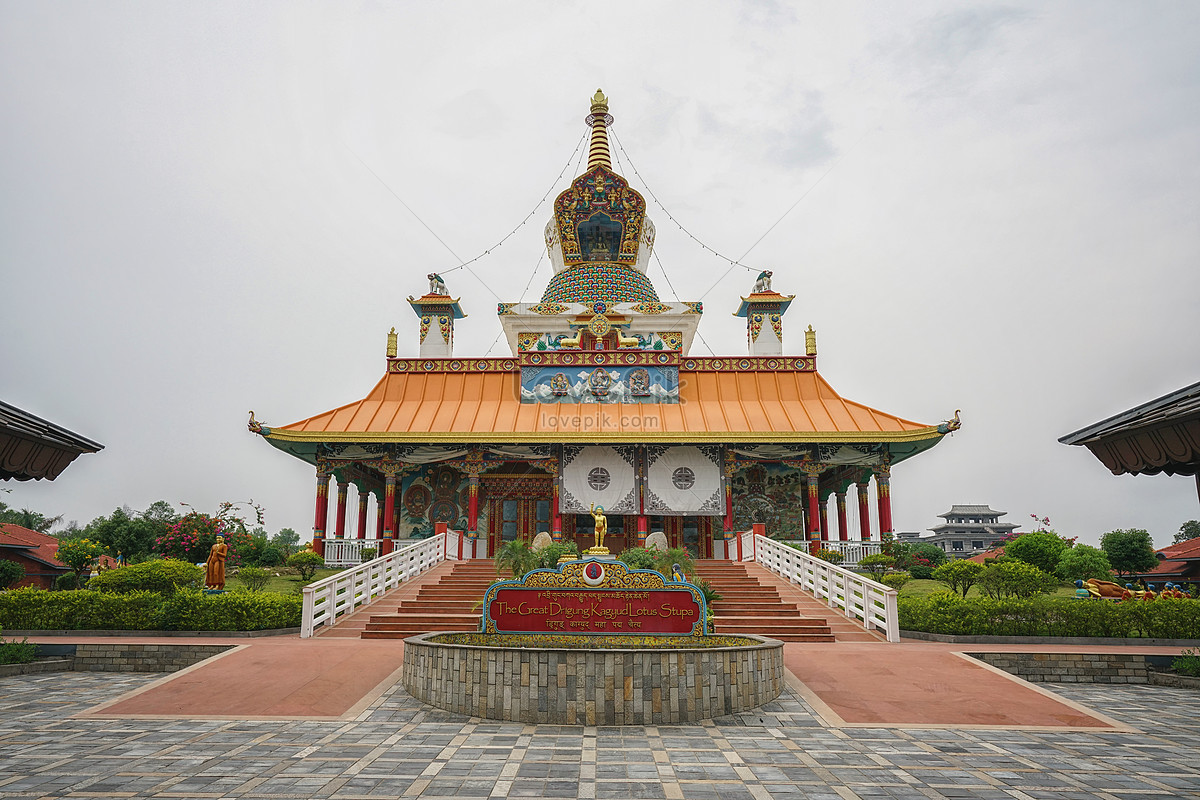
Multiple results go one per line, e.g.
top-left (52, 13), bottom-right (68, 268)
top-left (359, 560), bottom-right (499, 639)
top-left (693, 560), bottom-right (836, 642)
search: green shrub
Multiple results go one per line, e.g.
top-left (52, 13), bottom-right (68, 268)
top-left (0, 586), bottom-right (301, 631)
top-left (54, 573), bottom-right (79, 591)
top-left (930, 560), bottom-right (985, 598)
top-left (0, 628), bottom-right (36, 665)
top-left (1173, 647), bottom-right (1200, 677)
top-left (977, 560), bottom-right (1057, 599)
top-left (236, 567), bottom-right (271, 593)
top-left (536, 541), bottom-right (579, 569)
top-left (879, 573), bottom-right (911, 591)
top-left (814, 548), bottom-right (844, 565)
top-left (650, 546), bottom-right (696, 580)
top-left (359, 548), bottom-right (377, 562)
top-left (0, 587), bottom-right (161, 630)
top-left (256, 545), bottom-right (284, 567)
top-left (898, 594), bottom-right (1200, 638)
top-left (694, 577), bottom-right (722, 604)
top-left (617, 548), bottom-right (658, 571)
top-left (0, 559), bottom-right (25, 589)
top-left (858, 554), bottom-right (895, 581)
top-left (909, 563), bottom-right (934, 580)
top-left (287, 551), bottom-right (325, 582)
top-left (155, 588), bottom-right (302, 631)
top-left (86, 559), bottom-right (202, 595)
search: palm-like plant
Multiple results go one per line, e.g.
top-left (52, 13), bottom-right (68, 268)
top-left (494, 538), bottom-right (539, 580)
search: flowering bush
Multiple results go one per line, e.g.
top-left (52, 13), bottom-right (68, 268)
top-left (154, 501), bottom-right (263, 564)
top-left (814, 548), bottom-right (844, 565)
top-left (54, 538), bottom-right (106, 583)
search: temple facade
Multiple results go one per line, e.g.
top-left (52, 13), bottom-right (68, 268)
top-left (251, 90), bottom-right (960, 565)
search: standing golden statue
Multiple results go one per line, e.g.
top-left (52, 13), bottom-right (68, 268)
top-left (587, 504), bottom-right (609, 555)
top-left (205, 535), bottom-right (228, 590)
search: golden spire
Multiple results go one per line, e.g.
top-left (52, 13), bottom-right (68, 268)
top-left (586, 88), bottom-right (613, 170)
top-left (386, 327), bottom-right (397, 358)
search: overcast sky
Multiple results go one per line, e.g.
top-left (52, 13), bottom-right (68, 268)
top-left (3, 1), bottom-right (1197, 547)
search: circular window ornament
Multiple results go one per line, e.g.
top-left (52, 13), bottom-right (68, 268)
top-left (587, 467), bottom-right (611, 491)
top-left (672, 467), bottom-right (696, 490)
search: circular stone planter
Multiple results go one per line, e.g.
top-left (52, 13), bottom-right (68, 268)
top-left (401, 632), bottom-right (783, 725)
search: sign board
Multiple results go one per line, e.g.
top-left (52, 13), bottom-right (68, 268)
top-left (482, 558), bottom-right (707, 637)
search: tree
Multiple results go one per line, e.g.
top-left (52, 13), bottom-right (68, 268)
top-left (0, 501), bottom-right (63, 533)
top-left (1055, 544), bottom-right (1113, 582)
top-left (1174, 520), bottom-right (1200, 544)
top-left (930, 560), bottom-right (984, 598)
top-left (54, 538), bottom-right (106, 585)
top-left (892, 542), bottom-right (949, 571)
top-left (1005, 532), bottom-right (1073, 575)
top-left (287, 551), bottom-right (324, 582)
top-left (84, 507), bottom-right (161, 562)
top-left (271, 528), bottom-right (301, 558)
top-left (1100, 529), bottom-right (1158, 579)
top-left (858, 554), bottom-right (895, 581)
top-left (156, 501), bottom-right (263, 564)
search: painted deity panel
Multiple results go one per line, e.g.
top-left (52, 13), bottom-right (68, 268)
top-left (400, 464), bottom-right (469, 537)
top-left (521, 364), bottom-right (678, 404)
top-left (730, 463), bottom-right (806, 538)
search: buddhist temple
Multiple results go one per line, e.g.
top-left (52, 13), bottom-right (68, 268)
top-left (250, 90), bottom-right (960, 565)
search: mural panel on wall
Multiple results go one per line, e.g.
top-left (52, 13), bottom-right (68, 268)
top-left (400, 464), bottom-right (468, 537)
top-left (731, 463), bottom-right (805, 538)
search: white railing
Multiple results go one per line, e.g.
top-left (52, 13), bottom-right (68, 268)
top-left (771, 539), bottom-right (882, 566)
top-left (323, 537), bottom-right (384, 568)
top-left (744, 534), bottom-right (899, 643)
top-left (301, 534), bottom-right (447, 638)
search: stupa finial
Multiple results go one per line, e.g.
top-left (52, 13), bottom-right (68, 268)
top-left (586, 88), bottom-right (613, 170)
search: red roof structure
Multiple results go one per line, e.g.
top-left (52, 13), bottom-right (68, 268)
top-left (1136, 537), bottom-right (1200, 584)
top-left (0, 524), bottom-right (117, 589)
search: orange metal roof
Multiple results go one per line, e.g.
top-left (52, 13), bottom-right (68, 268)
top-left (265, 369), bottom-right (943, 445)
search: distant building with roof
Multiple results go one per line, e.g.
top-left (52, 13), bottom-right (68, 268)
top-left (250, 90), bottom-right (961, 566)
top-left (0, 524), bottom-right (117, 589)
top-left (898, 505), bottom-right (1018, 559)
top-left (1134, 537), bottom-right (1200, 589)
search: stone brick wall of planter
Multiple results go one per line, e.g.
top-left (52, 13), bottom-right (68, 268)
top-left (70, 643), bottom-right (233, 672)
top-left (0, 658), bottom-right (73, 678)
top-left (968, 652), bottom-right (1176, 684)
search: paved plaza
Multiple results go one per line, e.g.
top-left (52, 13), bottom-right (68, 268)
top-left (1, 669), bottom-right (1199, 800)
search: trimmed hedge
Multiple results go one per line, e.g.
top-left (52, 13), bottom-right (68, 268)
top-left (85, 560), bottom-right (203, 595)
top-left (899, 592), bottom-right (1200, 638)
top-left (0, 587), bottom-right (301, 631)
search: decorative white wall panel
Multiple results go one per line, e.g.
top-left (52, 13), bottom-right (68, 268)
top-left (645, 446), bottom-right (723, 516)
top-left (559, 445), bottom-right (638, 514)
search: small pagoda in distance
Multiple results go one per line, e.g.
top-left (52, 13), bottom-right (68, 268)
top-left (250, 90), bottom-right (960, 565)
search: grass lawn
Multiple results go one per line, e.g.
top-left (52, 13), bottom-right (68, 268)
top-left (227, 567), bottom-right (344, 594)
top-left (898, 578), bottom-right (1076, 599)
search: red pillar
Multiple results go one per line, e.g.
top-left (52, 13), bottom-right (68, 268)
top-left (551, 483), bottom-right (562, 542)
top-left (803, 465), bottom-right (823, 554)
top-left (874, 465), bottom-right (893, 536)
top-left (334, 481), bottom-right (348, 539)
top-left (467, 475), bottom-right (480, 541)
top-left (356, 491), bottom-right (369, 540)
top-left (312, 464), bottom-right (331, 557)
top-left (836, 491), bottom-right (848, 542)
top-left (375, 493), bottom-right (385, 539)
top-left (381, 467), bottom-right (398, 555)
top-left (857, 480), bottom-right (872, 540)
top-left (819, 498), bottom-right (829, 542)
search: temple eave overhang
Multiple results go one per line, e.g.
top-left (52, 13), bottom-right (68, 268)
top-left (260, 427), bottom-right (948, 445)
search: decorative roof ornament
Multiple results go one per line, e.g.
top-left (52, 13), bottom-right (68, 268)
top-left (586, 89), bottom-right (613, 171)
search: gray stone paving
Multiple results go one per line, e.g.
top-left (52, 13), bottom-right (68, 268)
top-left (0, 672), bottom-right (1198, 799)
